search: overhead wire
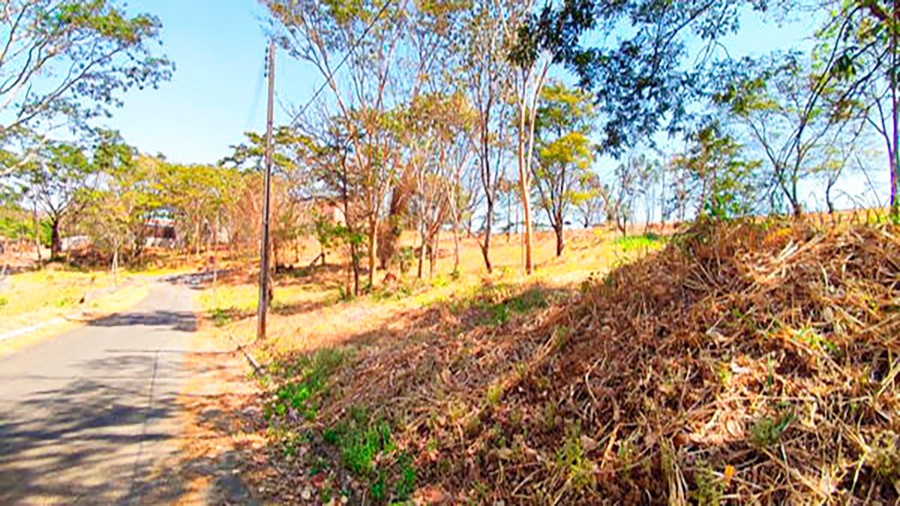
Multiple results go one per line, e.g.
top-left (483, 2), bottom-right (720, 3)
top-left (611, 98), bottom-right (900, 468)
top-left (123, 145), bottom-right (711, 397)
top-left (280, 0), bottom-right (394, 130)
top-left (243, 47), bottom-right (268, 132)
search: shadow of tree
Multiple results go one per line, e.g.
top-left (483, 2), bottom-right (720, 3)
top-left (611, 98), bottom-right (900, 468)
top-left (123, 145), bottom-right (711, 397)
top-left (0, 294), bottom-right (211, 503)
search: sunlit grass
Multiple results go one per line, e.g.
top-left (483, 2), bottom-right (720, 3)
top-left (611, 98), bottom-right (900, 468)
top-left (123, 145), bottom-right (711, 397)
top-left (1, 269), bottom-right (114, 319)
top-left (614, 232), bottom-right (666, 253)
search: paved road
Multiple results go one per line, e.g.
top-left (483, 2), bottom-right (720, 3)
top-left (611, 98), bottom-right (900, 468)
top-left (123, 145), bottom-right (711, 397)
top-left (0, 281), bottom-right (198, 504)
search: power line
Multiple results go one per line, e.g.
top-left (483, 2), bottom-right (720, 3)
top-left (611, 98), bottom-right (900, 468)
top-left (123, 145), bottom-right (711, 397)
top-left (244, 48), bottom-right (268, 131)
top-left (283, 0), bottom-right (394, 129)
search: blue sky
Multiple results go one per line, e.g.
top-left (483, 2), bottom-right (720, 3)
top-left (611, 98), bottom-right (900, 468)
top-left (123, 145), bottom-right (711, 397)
top-left (106, 2), bottom-right (814, 165)
top-left (98, 1), bottom-right (887, 209)
top-left (103, 0), bottom-right (316, 165)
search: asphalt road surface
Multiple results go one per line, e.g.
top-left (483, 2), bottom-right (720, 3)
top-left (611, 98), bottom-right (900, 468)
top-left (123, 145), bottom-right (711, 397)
top-left (0, 281), bottom-right (198, 504)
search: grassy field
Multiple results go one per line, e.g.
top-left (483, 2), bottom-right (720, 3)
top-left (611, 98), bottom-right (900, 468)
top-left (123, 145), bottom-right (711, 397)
top-left (198, 227), bottom-right (666, 358)
top-left (0, 269), bottom-right (151, 357)
top-left (0, 268), bottom-right (134, 332)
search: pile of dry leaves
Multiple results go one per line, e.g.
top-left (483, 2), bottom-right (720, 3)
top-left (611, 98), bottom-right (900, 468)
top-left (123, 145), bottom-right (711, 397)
top-left (253, 220), bottom-right (900, 504)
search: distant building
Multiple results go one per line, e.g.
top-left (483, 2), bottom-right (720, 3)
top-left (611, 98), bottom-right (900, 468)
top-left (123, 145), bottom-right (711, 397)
top-left (144, 213), bottom-right (177, 248)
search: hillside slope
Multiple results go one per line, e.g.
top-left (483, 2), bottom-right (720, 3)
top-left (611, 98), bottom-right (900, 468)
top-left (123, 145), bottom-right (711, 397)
top-left (253, 221), bottom-right (899, 504)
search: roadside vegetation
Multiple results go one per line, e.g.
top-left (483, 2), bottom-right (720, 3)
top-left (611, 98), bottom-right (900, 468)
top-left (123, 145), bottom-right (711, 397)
top-left (1, 0), bottom-right (900, 504)
top-left (200, 218), bottom-right (899, 505)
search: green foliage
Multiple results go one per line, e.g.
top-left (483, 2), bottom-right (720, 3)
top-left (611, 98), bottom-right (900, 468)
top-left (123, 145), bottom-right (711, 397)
top-left (750, 413), bottom-right (793, 448)
top-left (515, 0), bottom-right (768, 153)
top-left (451, 284), bottom-right (552, 327)
top-left (867, 431), bottom-right (900, 480)
top-left (210, 308), bottom-right (231, 327)
top-left (265, 348), bottom-right (348, 422)
top-left (615, 232), bottom-right (665, 253)
top-left (671, 122), bottom-right (761, 220)
top-left (0, 0), bottom-right (173, 134)
top-left (689, 463), bottom-right (725, 506)
top-left (372, 282), bottom-right (413, 301)
top-left (555, 424), bottom-right (597, 493)
top-left (533, 81), bottom-right (599, 243)
top-left (325, 408), bottom-right (395, 476)
top-left (55, 297), bottom-right (75, 308)
top-left (794, 326), bottom-right (838, 356)
top-left (397, 246), bottom-right (416, 275)
top-left (395, 454), bottom-right (417, 501)
top-left (0, 211), bottom-right (51, 245)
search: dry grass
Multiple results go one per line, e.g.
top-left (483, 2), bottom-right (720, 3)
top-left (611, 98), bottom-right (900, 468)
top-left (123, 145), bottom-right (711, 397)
top-left (207, 227), bottom-right (661, 356)
top-left (219, 219), bottom-right (900, 505)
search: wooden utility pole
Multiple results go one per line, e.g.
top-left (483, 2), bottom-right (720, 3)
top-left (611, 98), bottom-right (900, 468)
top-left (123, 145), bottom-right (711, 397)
top-left (257, 42), bottom-right (275, 341)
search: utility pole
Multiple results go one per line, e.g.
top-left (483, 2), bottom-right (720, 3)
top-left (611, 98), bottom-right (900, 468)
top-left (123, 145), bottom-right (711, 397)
top-left (257, 41), bottom-right (275, 341)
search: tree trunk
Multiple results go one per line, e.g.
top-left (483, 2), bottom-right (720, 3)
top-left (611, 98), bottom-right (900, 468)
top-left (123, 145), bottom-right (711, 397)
top-left (555, 224), bottom-right (564, 257)
top-left (50, 218), bottom-right (61, 259)
top-left (792, 200), bottom-right (803, 218)
top-left (480, 201), bottom-right (494, 273)
top-left (826, 179), bottom-right (836, 215)
top-left (194, 219), bottom-right (200, 257)
top-left (33, 204), bottom-right (41, 263)
top-left (507, 193), bottom-right (513, 242)
top-left (368, 217), bottom-right (378, 289)
top-left (112, 244), bottom-right (120, 287)
top-left (892, 4), bottom-right (899, 216)
top-left (429, 234), bottom-right (437, 279)
top-left (417, 223), bottom-right (427, 279)
top-left (452, 215), bottom-right (461, 273)
top-left (518, 134), bottom-right (534, 275)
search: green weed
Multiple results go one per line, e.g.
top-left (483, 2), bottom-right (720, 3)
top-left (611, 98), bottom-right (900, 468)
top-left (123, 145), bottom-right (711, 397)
top-left (750, 413), bottom-right (793, 448)
top-left (211, 307), bottom-right (231, 327)
top-left (265, 348), bottom-right (348, 422)
top-left (867, 431), bottom-right (900, 480)
top-left (326, 408), bottom-right (395, 477)
top-left (556, 424), bottom-right (597, 493)
top-left (690, 463), bottom-right (725, 506)
top-left (395, 454), bottom-right (417, 501)
top-left (794, 326), bottom-right (839, 356)
top-left (486, 382), bottom-right (504, 406)
top-left (55, 296), bottom-right (75, 308)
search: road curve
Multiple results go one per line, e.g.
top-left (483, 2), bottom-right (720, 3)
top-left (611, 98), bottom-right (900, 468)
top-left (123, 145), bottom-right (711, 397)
top-left (0, 281), bottom-right (197, 504)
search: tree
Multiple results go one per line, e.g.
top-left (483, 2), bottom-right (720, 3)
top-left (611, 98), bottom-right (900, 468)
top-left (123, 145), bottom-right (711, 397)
top-left (813, 0), bottom-right (900, 214)
top-left (462, 0), bottom-right (520, 273)
top-left (610, 154), bottom-right (644, 236)
top-left (81, 132), bottom-right (142, 280)
top-left (670, 122), bottom-right (761, 219)
top-left (225, 127), bottom-right (315, 270)
top-left (303, 119), bottom-right (367, 297)
top-left (19, 140), bottom-right (97, 257)
top-left (715, 53), bottom-right (861, 216)
top-left (532, 82), bottom-right (597, 256)
top-left (573, 172), bottom-right (607, 229)
top-left (266, 0), bottom-right (410, 289)
top-left (0, 0), bottom-right (172, 172)
top-left (508, 1), bottom-right (554, 274)
top-left (514, 1), bottom-right (770, 154)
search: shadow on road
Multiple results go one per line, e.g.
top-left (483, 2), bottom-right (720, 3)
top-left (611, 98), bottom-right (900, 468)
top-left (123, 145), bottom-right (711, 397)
top-left (0, 303), bottom-right (201, 503)
top-left (88, 310), bottom-right (198, 332)
top-left (0, 354), bottom-right (182, 502)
